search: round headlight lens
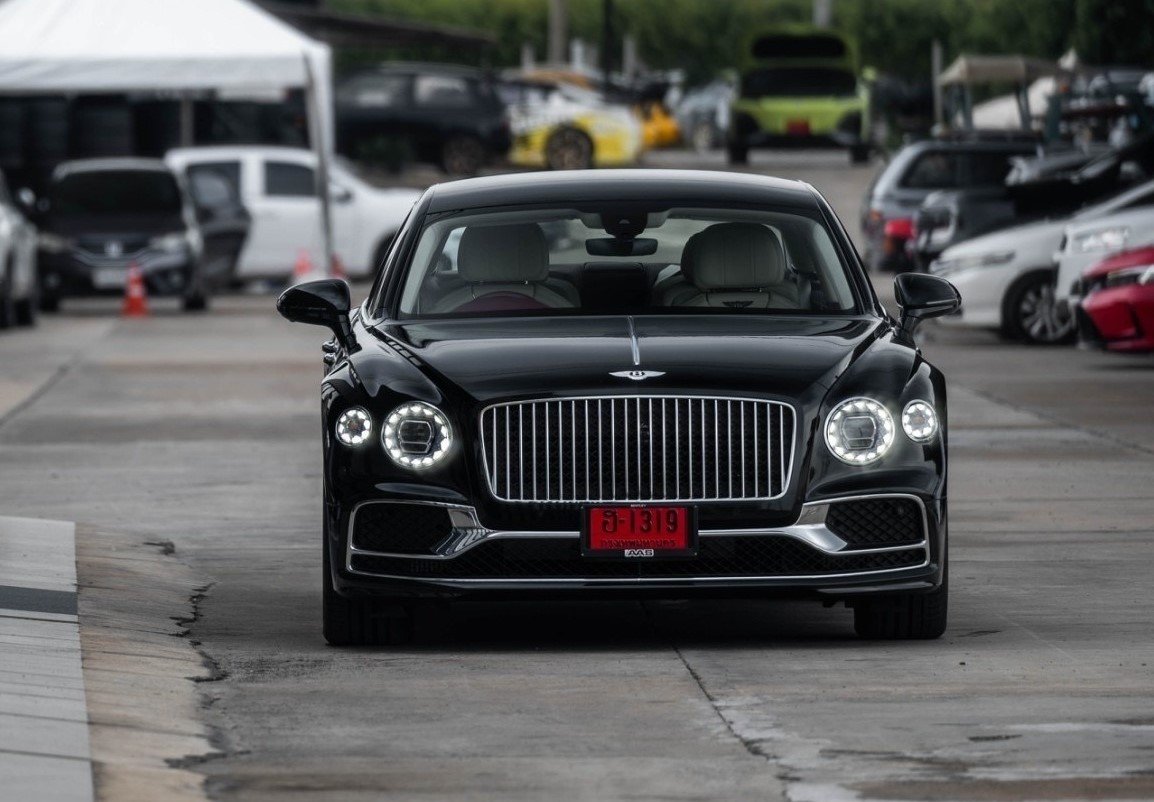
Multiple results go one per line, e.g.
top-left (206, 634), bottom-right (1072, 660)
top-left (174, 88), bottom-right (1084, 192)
top-left (383, 402), bottom-right (453, 469)
top-left (824, 397), bottom-right (895, 466)
top-left (902, 400), bottom-right (939, 443)
top-left (335, 407), bottom-right (373, 446)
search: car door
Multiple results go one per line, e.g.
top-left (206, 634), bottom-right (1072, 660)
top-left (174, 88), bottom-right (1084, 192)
top-left (246, 157), bottom-right (323, 277)
top-left (183, 160), bottom-right (250, 285)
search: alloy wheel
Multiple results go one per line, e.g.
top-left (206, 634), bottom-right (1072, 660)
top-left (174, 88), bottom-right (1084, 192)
top-left (1017, 280), bottom-right (1075, 344)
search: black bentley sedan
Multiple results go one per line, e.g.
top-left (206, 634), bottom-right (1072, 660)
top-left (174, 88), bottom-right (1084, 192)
top-left (279, 170), bottom-right (960, 645)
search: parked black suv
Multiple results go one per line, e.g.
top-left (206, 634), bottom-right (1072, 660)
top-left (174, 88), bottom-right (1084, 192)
top-left (862, 136), bottom-right (1038, 272)
top-left (913, 135), bottom-right (1154, 268)
top-left (336, 63), bottom-right (511, 176)
top-left (35, 158), bottom-right (248, 312)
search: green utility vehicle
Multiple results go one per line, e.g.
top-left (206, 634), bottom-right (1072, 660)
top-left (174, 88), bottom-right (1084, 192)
top-left (728, 30), bottom-right (872, 165)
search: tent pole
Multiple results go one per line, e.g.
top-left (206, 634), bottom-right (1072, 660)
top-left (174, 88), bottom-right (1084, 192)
top-left (303, 54), bottom-right (332, 280)
top-left (179, 95), bottom-right (194, 146)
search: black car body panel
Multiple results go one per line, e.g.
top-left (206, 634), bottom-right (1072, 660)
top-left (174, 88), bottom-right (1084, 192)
top-left (336, 63), bottom-right (512, 173)
top-left (283, 171), bottom-right (955, 635)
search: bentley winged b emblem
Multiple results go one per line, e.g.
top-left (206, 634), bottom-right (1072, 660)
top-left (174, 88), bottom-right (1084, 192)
top-left (610, 370), bottom-right (666, 381)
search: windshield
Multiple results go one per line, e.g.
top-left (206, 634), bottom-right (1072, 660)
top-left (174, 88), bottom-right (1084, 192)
top-left (740, 67), bottom-right (857, 98)
top-left (51, 170), bottom-right (183, 216)
top-left (393, 205), bottom-right (859, 319)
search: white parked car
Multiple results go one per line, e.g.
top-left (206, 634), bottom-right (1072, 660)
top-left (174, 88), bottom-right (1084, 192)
top-left (0, 170), bottom-right (38, 328)
top-left (166, 146), bottom-right (420, 281)
top-left (930, 179), bottom-right (1154, 344)
top-left (1054, 203), bottom-right (1154, 309)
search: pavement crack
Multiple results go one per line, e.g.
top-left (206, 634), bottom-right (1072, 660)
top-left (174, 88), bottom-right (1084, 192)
top-left (640, 602), bottom-right (775, 762)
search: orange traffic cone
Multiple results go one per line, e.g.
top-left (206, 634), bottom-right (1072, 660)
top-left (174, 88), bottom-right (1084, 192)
top-left (292, 249), bottom-right (314, 282)
top-left (121, 261), bottom-right (149, 317)
top-left (331, 253), bottom-right (346, 280)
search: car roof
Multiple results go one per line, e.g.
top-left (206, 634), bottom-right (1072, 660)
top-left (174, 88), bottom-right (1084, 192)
top-left (352, 62), bottom-right (489, 79)
top-left (166, 145), bottom-right (313, 161)
top-left (54, 157), bottom-right (172, 177)
top-left (425, 169), bottom-right (819, 213)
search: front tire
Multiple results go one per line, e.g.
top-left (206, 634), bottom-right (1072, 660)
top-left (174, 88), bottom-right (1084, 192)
top-left (853, 567), bottom-right (948, 640)
top-left (441, 135), bottom-right (486, 176)
top-left (545, 127), bottom-right (594, 171)
top-left (181, 292), bottom-right (209, 313)
top-left (322, 540), bottom-right (413, 647)
top-left (1001, 271), bottom-right (1075, 345)
top-left (14, 293), bottom-right (38, 327)
top-left (850, 143), bottom-right (871, 164)
top-left (726, 138), bottom-right (749, 165)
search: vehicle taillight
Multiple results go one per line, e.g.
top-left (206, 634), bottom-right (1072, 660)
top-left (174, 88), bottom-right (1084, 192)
top-left (884, 217), bottom-right (915, 240)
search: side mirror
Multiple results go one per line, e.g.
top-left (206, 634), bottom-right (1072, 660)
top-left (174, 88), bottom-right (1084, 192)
top-left (893, 273), bottom-right (960, 340)
top-left (277, 278), bottom-right (356, 350)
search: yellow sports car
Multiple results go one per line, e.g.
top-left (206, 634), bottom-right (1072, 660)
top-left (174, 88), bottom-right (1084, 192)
top-left (498, 78), bottom-right (644, 170)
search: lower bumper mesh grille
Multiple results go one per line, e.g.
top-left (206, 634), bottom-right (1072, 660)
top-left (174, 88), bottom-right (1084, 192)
top-left (351, 503), bottom-right (453, 555)
top-left (825, 497), bottom-right (924, 549)
top-left (350, 536), bottom-right (925, 580)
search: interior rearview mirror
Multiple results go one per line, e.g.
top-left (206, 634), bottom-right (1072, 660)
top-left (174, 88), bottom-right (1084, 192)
top-left (277, 278), bottom-right (356, 349)
top-left (893, 273), bottom-right (961, 340)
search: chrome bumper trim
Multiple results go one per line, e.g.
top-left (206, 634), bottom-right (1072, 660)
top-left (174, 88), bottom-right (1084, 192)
top-left (345, 493), bottom-right (931, 580)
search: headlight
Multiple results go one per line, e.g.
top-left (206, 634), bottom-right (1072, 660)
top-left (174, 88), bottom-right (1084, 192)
top-left (383, 402), bottom-right (453, 469)
top-left (1070, 227), bottom-right (1128, 254)
top-left (149, 232), bottom-right (191, 253)
top-left (38, 232), bottom-right (73, 253)
top-left (933, 250), bottom-right (1015, 274)
top-left (901, 400), bottom-right (939, 443)
top-left (1099, 265), bottom-right (1154, 289)
top-left (824, 398), bottom-right (895, 466)
top-left (335, 408), bottom-right (373, 446)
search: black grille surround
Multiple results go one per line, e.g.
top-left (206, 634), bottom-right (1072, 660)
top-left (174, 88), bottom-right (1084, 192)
top-left (351, 503), bottom-right (454, 555)
top-left (350, 535), bottom-right (926, 581)
top-left (826, 497), bottom-right (924, 549)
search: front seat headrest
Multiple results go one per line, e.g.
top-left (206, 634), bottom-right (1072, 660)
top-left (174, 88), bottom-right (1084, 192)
top-left (690, 222), bottom-right (786, 291)
top-left (458, 223), bottom-right (549, 283)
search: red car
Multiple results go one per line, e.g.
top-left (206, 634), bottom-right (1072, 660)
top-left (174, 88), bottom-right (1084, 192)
top-left (1075, 246), bottom-right (1154, 352)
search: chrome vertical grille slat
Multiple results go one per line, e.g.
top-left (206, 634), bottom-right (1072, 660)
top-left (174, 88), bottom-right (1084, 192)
top-left (481, 396), bottom-right (796, 504)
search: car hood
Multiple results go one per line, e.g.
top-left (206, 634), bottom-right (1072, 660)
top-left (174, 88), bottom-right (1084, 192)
top-left (937, 217), bottom-right (1065, 262)
top-left (372, 315), bottom-right (883, 405)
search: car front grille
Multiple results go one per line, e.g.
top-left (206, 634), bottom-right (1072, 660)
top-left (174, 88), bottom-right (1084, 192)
top-left (479, 396), bottom-right (796, 504)
top-left (825, 497), bottom-right (924, 549)
top-left (350, 536), bottom-right (924, 580)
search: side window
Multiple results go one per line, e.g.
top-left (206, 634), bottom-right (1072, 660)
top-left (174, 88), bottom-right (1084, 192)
top-left (899, 152), bottom-right (962, 189)
top-left (264, 161), bottom-right (315, 198)
top-left (185, 162), bottom-right (241, 207)
top-left (338, 75), bottom-right (409, 108)
top-left (414, 75), bottom-right (473, 109)
top-left (965, 152), bottom-right (1017, 187)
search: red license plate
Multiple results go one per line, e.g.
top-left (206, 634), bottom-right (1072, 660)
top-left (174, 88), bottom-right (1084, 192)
top-left (786, 120), bottom-right (811, 136)
top-left (583, 506), bottom-right (696, 557)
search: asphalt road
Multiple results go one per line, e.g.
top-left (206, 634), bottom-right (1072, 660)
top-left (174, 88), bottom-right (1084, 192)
top-left (2, 151), bottom-right (1153, 801)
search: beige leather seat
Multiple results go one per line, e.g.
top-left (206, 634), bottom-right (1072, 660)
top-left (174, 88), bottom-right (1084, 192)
top-left (661, 222), bottom-right (801, 309)
top-left (430, 223), bottom-right (575, 313)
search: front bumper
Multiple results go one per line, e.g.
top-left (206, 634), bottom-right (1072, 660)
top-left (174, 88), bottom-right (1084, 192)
top-left (40, 248), bottom-right (196, 298)
top-left (330, 491), bottom-right (946, 600)
top-left (1076, 286), bottom-right (1154, 352)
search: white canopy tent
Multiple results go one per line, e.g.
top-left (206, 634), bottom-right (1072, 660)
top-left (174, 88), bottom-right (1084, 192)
top-left (0, 0), bottom-right (336, 273)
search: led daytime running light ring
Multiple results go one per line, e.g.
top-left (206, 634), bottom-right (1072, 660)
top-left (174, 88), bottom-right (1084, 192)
top-left (382, 401), bottom-right (453, 470)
